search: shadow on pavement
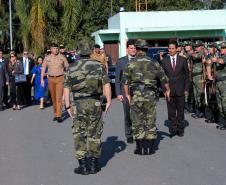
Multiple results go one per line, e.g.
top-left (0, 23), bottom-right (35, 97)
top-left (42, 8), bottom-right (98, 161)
top-left (155, 130), bottom-right (171, 151)
top-left (100, 136), bottom-right (126, 168)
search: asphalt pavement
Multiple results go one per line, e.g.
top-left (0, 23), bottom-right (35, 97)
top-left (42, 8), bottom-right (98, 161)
top-left (0, 98), bottom-right (226, 185)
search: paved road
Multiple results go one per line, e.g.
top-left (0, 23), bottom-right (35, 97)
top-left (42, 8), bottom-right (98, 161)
top-left (0, 99), bottom-right (226, 185)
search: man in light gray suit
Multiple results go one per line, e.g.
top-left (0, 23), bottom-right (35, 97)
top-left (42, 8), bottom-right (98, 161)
top-left (115, 40), bottom-right (137, 144)
top-left (0, 49), bottom-right (9, 111)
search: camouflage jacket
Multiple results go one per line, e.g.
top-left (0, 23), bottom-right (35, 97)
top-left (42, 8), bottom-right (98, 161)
top-left (216, 54), bottom-right (226, 80)
top-left (122, 55), bottom-right (168, 93)
top-left (64, 58), bottom-right (110, 98)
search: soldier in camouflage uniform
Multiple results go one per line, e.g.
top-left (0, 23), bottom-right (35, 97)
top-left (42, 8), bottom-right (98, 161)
top-left (212, 42), bottom-right (226, 130)
top-left (204, 43), bottom-right (219, 123)
top-left (183, 41), bottom-right (195, 113)
top-left (191, 40), bottom-right (206, 119)
top-left (63, 40), bottom-right (111, 175)
top-left (123, 39), bottom-right (170, 155)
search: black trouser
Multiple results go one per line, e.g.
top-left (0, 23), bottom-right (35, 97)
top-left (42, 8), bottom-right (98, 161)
top-left (122, 97), bottom-right (133, 139)
top-left (167, 96), bottom-right (185, 133)
top-left (10, 79), bottom-right (23, 106)
top-left (21, 75), bottom-right (32, 105)
top-left (0, 86), bottom-right (4, 107)
top-left (3, 85), bottom-right (8, 105)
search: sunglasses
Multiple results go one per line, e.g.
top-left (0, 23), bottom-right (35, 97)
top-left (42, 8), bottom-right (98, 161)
top-left (23, 53), bottom-right (28, 55)
top-left (10, 55), bottom-right (15, 58)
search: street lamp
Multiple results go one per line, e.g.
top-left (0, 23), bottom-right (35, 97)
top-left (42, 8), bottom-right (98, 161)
top-left (9, 0), bottom-right (13, 50)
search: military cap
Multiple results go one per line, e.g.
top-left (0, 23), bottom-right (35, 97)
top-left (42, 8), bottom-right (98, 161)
top-left (135, 39), bottom-right (149, 49)
top-left (78, 39), bottom-right (92, 56)
top-left (194, 40), bottom-right (204, 47)
top-left (59, 44), bottom-right (65, 49)
top-left (207, 42), bottom-right (217, 48)
top-left (178, 42), bottom-right (184, 47)
top-left (184, 41), bottom-right (192, 46)
top-left (220, 42), bottom-right (226, 49)
top-left (94, 44), bottom-right (101, 49)
top-left (50, 43), bottom-right (59, 48)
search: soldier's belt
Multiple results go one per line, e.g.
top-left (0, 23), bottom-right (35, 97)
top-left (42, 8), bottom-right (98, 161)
top-left (217, 76), bottom-right (226, 82)
top-left (73, 95), bottom-right (100, 100)
top-left (192, 72), bottom-right (202, 76)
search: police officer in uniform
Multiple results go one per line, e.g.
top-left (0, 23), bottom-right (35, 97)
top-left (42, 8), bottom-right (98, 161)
top-left (63, 40), bottom-right (111, 174)
top-left (123, 39), bottom-right (170, 155)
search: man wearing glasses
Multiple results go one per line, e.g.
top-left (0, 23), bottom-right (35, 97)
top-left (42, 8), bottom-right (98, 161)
top-left (41, 43), bottom-right (69, 123)
top-left (20, 49), bottom-right (34, 106)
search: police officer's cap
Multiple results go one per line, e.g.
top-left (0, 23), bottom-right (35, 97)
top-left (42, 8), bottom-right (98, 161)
top-left (50, 43), bottom-right (59, 48)
top-left (220, 42), bottom-right (226, 49)
top-left (178, 42), bottom-right (184, 47)
top-left (78, 39), bottom-right (92, 56)
top-left (94, 44), bottom-right (101, 49)
top-left (59, 44), bottom-right (65, 49)
top-left (194, 40), bottom-right (204, 47)
top-left (135, 39), bottom-right (149, 49)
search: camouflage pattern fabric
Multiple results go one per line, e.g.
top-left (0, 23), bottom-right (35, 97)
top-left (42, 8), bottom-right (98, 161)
top-left (216, 55), bottom-right (226, 118)
top-left (64, 58), bottom-right (110, 159)
top-left (123, 54), bottom-right (168, 140)
top-left (192, 51), bottom-right (205, 110)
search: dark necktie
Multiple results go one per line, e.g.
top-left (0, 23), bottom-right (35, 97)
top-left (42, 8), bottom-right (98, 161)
top-left (172, 57), bottom-right (176, 72)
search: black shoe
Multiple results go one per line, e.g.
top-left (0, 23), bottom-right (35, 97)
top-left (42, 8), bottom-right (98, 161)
top-left (52, 117), bottom-right (57, 121)
top-left (134, 139), bottom-right (143, 155)
top-left (74, 158), bottom-right (89, 175)
top-left (191, 113), bottom-right (204, 119)
top-left (89, 157), bottom-right (101, 174)
top-left (216, 123), bottom-right (226, 130)
top-left (127, 137), bottom-right (134, 144)
top-left (205, 118), bottom-right (215, 123)
top-left (143, 139), bottom-right (155, 155)
top-left (177, 132), bottom-right (184, 137)
top-left (0, 107), bottom-right (3, 111)
top-left (169, 132), bottom-right (177, 138)
top-left (56, 117), bottom-right (63, 123)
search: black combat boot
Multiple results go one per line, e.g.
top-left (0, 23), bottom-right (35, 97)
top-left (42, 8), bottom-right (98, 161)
top-left (89, 157), bottom-right (101, 174)
top-left (143, 139), bottom-right (155, 155)
top-left (74, 158), bottom-right (89, 175)
top-left (134, 139), bottom-right (143, 155)
top-left (216, 117), bottom-right (226, 130)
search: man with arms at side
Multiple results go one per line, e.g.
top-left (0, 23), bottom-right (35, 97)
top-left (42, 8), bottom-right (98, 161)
top-left (115, 40), bottom-right (137, 144)
top-left (161, 40), bottom-right (190, 137)
top-left (41, 43), bottom-right (69, 123)
top-left (20, 49), bottom-right (35, 106)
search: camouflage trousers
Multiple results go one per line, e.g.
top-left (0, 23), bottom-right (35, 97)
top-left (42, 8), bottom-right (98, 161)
top-left (216, 81), bottom-right (226, 118)
top-left (130, 90), bottom-right (157, 140)
top-left (72, 98), bottom-right (103, 159)
top-left (193, 75), bottom-right (205, 110)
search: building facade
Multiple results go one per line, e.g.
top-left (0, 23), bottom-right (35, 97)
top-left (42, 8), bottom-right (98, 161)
top-left (92, 10), bottom-right (226, 63)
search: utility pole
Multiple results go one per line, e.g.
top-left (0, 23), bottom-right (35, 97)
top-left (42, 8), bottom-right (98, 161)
top-left (9, 0), bottom-right (13, 50)
top-left (110, 0), bottom-right (113, 16)
top-left (136, 0), bottom-right (148, 12)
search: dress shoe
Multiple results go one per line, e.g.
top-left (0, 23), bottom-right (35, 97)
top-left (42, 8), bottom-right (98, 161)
top-left (191, 113), bottom-right (204, 119)
top-left (89, 157), bottom-right (101, 174)
top-left (56, 117), bottom-right (63, 123)
top-left (52, 117), bottom-right (57, 121)
top-left (74, 158), bottom-right (89, 175)
top-left (127, 137), bottom-right (134, 144)
top-left (169, 132), bottom-right (177, 138)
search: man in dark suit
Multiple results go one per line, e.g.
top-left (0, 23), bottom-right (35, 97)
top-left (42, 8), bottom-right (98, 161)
top-left (0, 49), bottom-right (9, 111)
top-left (161, 40), bottom-right (190, 137)
top-left (20, 50), bottom-right (34, 106)
top-left (115, 40), bottom-right (137, 144)
top-left (0, 48), bottom-right (10, 108)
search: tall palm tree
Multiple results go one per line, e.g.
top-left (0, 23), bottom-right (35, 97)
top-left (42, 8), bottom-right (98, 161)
top-left (30, 0), bottom-right (45, 55)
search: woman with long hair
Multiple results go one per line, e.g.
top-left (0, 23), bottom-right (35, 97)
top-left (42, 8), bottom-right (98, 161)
top-left (8, 52), bottom-right (24, 110)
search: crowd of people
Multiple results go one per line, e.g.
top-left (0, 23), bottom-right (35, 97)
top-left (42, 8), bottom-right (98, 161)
top-left (0, 38), bottom-right (225, 175)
